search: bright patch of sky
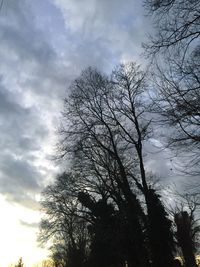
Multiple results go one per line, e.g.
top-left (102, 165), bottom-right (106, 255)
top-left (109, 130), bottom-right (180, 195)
top-left (0, 195), bottom-right (47, 266)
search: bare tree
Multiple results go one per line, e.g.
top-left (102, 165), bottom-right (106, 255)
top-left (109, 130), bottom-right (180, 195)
top-left (60, 63), bottom-right (150, 267)
top-left (150, 51), bottom-right (200, 174)
top-left (144, 0), bottom-right (200, 59)
top-left (144, 0), bottom-right (200, 174)
top-left (60, 62), bottom-right (175, 267)
top-left (38, 173), bottom-right (89, 267)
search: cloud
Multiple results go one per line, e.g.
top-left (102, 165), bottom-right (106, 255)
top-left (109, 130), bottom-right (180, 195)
top-left (0, 154), bottom-right (40, 190)
top-left (19, 220), bottom-right (39, 228)
top-left (144, 139), bottom-right (174, 179)
top-left (0, 1), bottom-right (60, 207)
top-left (0, 152), bottom-right (43, 208)
top-left (53, 0), bottom-right (150, 66)
top-left (0, 0), bottom-right (152, 209)
top-left (0, 83), bottom-right (47, 154)
top-left (0, 1), bottom-right (155, 265)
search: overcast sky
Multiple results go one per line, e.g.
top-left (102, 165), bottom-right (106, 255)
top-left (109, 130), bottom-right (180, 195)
top-left (0, 0), bottom-right (180, 266)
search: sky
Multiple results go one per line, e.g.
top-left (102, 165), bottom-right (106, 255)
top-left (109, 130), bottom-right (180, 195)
top-left (0, 0), bottom-right (181, 266)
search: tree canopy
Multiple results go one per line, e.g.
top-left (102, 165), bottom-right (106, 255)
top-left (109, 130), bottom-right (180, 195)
top-left (39, 1), bottom-right (200, 266)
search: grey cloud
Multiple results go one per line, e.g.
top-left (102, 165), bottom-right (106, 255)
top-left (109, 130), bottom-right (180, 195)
top-left (54, 0), bottom-right (150, 64)
top-left (0, 82), bottom-right (49, 207)
top-left (0, 153), bottom-right (43, 209)
top-left (5, 192), bottom-right (40, 210)
top-left (143, 139), bottom-right (198, 192)
top-left (0, 1), bottom-right (66, 209)
top-left (0, 0), bottom-right (66, 102)
top-left (64, 39), bottom-right (118, 74)
top-left (19, 220), bottom-right (39, 228)
top-left (0, 24), bottom-right (55, 64)
top-left (0, 84), bottom-right (28, 115)
top-left (54, 0), bottom-right (145, 33)
top-left (144, 139), bottom-right (175, 181)
top-left (0, 0), bottom-right (55, 63)
top-left (0, 0), bottom-right (152, 211)
top-left (0, 154), bottom-right (41, 191)
top-left (0, 84), bottom-right (47, 155)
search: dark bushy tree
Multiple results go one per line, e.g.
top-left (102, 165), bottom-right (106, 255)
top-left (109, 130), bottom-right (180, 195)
top-left (175, 211), bottom-right (197, 267)
top-left (146, 189), bottom-right (174, 267)
top-left (78, 192), bottom-right (125, 267)
top-left (15, 258), bottom-right (24, 267)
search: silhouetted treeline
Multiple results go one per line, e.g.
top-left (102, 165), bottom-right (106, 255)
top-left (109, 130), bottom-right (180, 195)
top-left (39, 0), bottom-right (200, 266)
top-left (39, 63), bottom-right (199, 267)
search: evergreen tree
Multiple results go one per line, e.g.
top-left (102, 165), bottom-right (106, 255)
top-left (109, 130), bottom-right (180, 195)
top-left (175, 211), bottom-right (197, 267)
top-left (146, 189), bottom-right (175, 267)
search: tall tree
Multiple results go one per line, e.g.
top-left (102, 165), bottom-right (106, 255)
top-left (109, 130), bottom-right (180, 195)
top-left (169, 191), bottom-right (200, 266)
top-left (60, 63), bottom-right (175, 267)
top-left (175, 211), bottom-right (197, 267)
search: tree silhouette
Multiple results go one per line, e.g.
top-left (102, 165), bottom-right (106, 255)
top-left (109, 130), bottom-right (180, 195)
top-left (15, 258), bottom-right (24, 267)
top-left (39, 62), bottom-right (177, 267)
top-left (175, 211), bottom-right (197, 267)
top-left (39, 173), bottom-right (89, 267)
top-left (146, 189), bottom-right (175, 267)
top-left (59, 62), bottom-right (175, 267)
top-left (78, 192), bottom-right (125, 267)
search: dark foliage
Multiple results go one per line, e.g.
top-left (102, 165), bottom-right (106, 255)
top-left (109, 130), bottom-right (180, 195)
top-left (146, 189), bottom-right (175, 267)
top-left (78, 191), bottom-right (148, 267)
top-left (15, 258), bottom-right (24, 267)
top-left (175, 211), bottom-right (197, 267)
